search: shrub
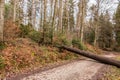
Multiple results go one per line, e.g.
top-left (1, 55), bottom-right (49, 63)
top-left (53, 33), bottom-right (71, 46)
top-left (72, 39), bottom-right (86, 50)
top-left (20, 24), bottom-right (33, 38)
top-left (28, 30), bottom-right (41, 43)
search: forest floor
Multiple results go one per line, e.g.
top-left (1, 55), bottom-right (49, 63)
top-left (0, 38), bottom-right (120, 80)
top-left (0, 38), bottom-right (81, 79)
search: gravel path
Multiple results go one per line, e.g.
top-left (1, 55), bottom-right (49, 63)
top-left (22, 59), bottom-right (104, 80)
top-left (21, 54), bottom-right (116, 80)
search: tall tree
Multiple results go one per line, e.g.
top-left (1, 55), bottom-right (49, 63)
top-left (76, 0), bottom-right (88, 43)
top-left (31, 0), bottom-right (37, 28)
top-left (68, 0), bottom-right (75, 32)
top-left (27, 0), bottom-right (32, 25)
top-left (12, 0), bottom-right (17, 22)
top-left (98, 12), bottom-right (113, 49)
top-left (62, 0), bottom-right (69, 33)
top-left (51, 0), bottom-right (58, 44)
top-left (42, 0), bottom-right (47, 44)
top-left (114, 2), bottom-right (120, 46)
top-left (93, 0), bottom-right (100, 47)
top-left (91, 0), bottom-right (114, 47)
top-left (0, 0), bottom-right (4, 42)
top-left (58, 0), bottom-right (63, 32)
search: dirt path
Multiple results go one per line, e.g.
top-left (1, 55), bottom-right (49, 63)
top-left (21, 59), bottom-right (103, 80)
top-left (8, 54), bottom-right (116, 80)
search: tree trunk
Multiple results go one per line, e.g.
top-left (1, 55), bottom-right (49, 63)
top-left (58, 0), bottom-right (63, 32)
top-left (0, 0), bottom-right (4, 42)
top-left (51, 0), bottom-right (57, 44)
top-left (94, 0), bottom-right (100, 47)
top-left (32, 0), bottom-right (36, 28)
top-left (13, 0), bottom-right (17, 22)
top-left (39, 0), bottom-right (43, 30)
top-left (43, 0), bottom-right (47, 44)
top-left (80, 0), bottom-right (84, 43)
top-left (61, 46), bottom-right (120, 68)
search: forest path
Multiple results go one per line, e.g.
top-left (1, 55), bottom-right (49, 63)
top-left (21, 54), bottom-right (115, 80)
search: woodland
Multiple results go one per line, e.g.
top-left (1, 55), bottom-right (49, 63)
top-left (0, 0), bottom-right (120, 79)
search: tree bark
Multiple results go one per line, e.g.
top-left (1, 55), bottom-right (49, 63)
top-left (31, 0), bottom-right (36, 28)
top-left (51, 0), bottom-right (57, 44)
top-left (43, 0), bottom-right (47, 44)
top-left (61, 46), bottom-right (120, 68)
top-left (0, 0), bottom-right (4, 42)
top-left (13, 0), bottom-right (17, 22)
top-left (94, 0), bottom-right (100, 47)
top-left (58, 0), bottom-right (63, 32)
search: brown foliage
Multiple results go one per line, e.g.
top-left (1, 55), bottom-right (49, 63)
top-left (1, 38), bottom-right (41, 72)
top-left (0, 38), bottom-right (77, 77)
top-left (4, 21), bottom-right (21, 41)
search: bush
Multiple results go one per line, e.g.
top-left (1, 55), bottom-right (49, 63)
top-left (20, 24), bottom-right (33, 38)
top-left (53, 33), bottom-right (71, 46)
top-left (28, 30), bottom-right (42, 43)
top-left (72, 39), bottom-right (86, 50)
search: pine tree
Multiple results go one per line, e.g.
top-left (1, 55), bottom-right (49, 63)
top-left (98, 12), bottom-right (113, 49)
top-left (114, 3), bottom-right (120, 46)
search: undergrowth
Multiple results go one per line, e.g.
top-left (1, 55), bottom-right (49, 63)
top-left (0, 39), bottom-right (79, 78)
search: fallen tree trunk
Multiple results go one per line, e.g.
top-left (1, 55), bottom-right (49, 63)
top-left (60, 46), bottom-right (120, 68)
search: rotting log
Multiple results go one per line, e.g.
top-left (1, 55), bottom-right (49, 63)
top-left (60, 46), bottom-right (120, 68)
